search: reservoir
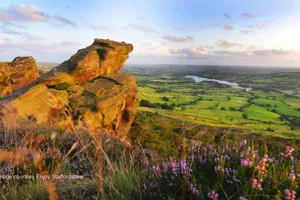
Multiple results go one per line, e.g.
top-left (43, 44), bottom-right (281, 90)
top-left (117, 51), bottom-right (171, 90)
top-left (186, 75), bottom-right (252, 91)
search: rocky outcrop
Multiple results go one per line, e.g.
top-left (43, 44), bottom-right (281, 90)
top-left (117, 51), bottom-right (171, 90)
top-left (0, 39), bottom-right (138, 140)
top-left (0, 57), bottom-right (40, 98)
top-left (39, 38), bottom-right (133, 85)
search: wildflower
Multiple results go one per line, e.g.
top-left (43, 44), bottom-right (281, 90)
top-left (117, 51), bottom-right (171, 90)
top-left (190, 154), bottom-right (195, 161)
top-left (190, 184), bottom-right (200, 196)
top-left (198, 155), bottom-right (206, 164)
top-left (256, 154), bottom-right (268, 180)
top-left (252, 178), bottom-right (262, 191)
top-left (224, 154), bottom-right (230, 161)
top-left (142, 184), bottom-right (147, 192)
top-left (214, 165), bottom-right (224, 173)
top-left (241, 158), bottom-right (253, 167)
top-left (170, 160), bottom-right (178, 175)
top-left (289, 171), bottom-right (296, 182)
top-left (240, 140), bottom-right (247, 148)
top-left (284, 189), bottom-right (296, 200)
top-left (214, 157), bottom-right (220, 163)
top-left (252, 178), bottom-right (257, 188)
top-left (152, 166), bottom-right (160, 176)
top-left (150, 182), bottom-right (156, 189)
top-left (285, 146), bottom-right (294, 158)
top-left (163, 162), bottom-right (168, 173)
top-left (192, 141), bottom-right (199, 150)
top-left (284, 189), bottom-right (291, 197)
top-left (267, 157), bottom-right (276, 163)
top-left (208, 190), bottom-right (219, 200)
top-left (240, 152), bottom-right (245, 158)
top-left (279, 152), bottom-right (284, 157)
top-left (239, 196), bottom-right (247, 200)
top-left (225, 168), bottom-right (229, 175)
top-left (180, 159), bottom-right (191, 177)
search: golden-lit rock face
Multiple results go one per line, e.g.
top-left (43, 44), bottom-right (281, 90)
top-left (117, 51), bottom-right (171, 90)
top-left (0, 39), bottom-right (137, 141)
top-left (39, 38), bottom-right (134, 85)
top-left (0, 56), bottom-right (40, 98)
top-left (71, 72), bottom-right (138, 139)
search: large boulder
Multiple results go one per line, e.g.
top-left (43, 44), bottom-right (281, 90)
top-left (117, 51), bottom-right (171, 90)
top-left (0, 56), bottom-right (40, 97)
top-left (39, 38), bottom-right (133, 85)
top-left (0, 38), bottom-right (138, 140)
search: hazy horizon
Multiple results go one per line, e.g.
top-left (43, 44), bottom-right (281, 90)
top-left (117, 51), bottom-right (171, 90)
top-left (36, 62), bottom-right (300, 71)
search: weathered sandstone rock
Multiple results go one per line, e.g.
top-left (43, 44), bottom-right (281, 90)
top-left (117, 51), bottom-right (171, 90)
top-left (70, 72), bottom-right (138, 138)
top-left (0, 39), bottom-right (137, 140)
top-left (39, 38), bottom-right (133, 85)
top-left (0, 57), bottom-right (40, 97)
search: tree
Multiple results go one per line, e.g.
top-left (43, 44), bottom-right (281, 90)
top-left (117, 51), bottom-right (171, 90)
top-left (242, 113), bottom-right (248, 119)
top-left (140, 99), bottom-right (151, 107)
top-left (161, 96), bottom-right (169, 101)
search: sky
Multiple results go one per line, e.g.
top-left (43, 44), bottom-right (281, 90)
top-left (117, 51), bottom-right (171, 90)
top-left (0, 0), bottom-right (300, 67)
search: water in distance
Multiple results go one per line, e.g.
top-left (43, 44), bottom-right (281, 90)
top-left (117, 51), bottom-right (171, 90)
top-left (186, 75), bottom-right (252, 91)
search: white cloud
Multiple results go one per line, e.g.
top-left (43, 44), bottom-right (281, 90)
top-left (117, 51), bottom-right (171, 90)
top-left (172, 26), bottom-right (184, 31)
top-left (163, 35), bottom-right (194, 43)
top-left (241, 30), bottom-right (255, 34)
top-left (129, 40), bottom-right (300, 66)
top-left (60, 40), bottom-right (81, 46)
top-left (54, 14), bottom-right (76, 28)
top-left (137, 16), bottom-right (147, 21)
top-left (0, 4), bottom-right (48, 21)
top-left (213, 50), bottom-right (249, 57)
top-left (129, 24), bottom-right (159, 35)
top-left (0, 34), bottom-right (83, 62)
top-left (0, 4), bottom-right (76, 29)
top-left (247, 45), bottom-right (259, 52)
top-left (248, 23), bottom-right (266, 29)
top-left (0, 21), bottom-right (28, 35)
top-left (80, 17), bottom-right (111, 31)
top-left (132, 42), bottom-right (171, 57)
top-left (224, 13), bottom-right (231, 19)
top-left (216, 40), bottom-right (243, 48)
top-left (224, 25), bottom-right (234, 30)
top-left (242, 13), bottom-right (253, 18)
top-left (170, 47), bottom-right (208, 57)
top-left (253, 49), bottom-right (298, 57)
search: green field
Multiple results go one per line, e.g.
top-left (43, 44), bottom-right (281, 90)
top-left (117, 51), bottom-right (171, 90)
top-left (138, 87), bottom-right (198, 106)
top-left (217, 96), bottom-right (249, 110)
top-left (125, 66), bottom-right (300, 139)
top-left (284, 98), bottom-right (300, 108)
top-left (244, 104), bottom-right (282, 123)
top-left (253, 98), bottom-right (300, 117)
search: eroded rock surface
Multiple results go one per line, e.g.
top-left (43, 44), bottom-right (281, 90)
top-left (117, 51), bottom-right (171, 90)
top-left (0, 56), bottom-right (40, 98)
top-left (39, 38), bottom-right (133, 85)
top-left (0, 39), bottom-right (137, 140)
